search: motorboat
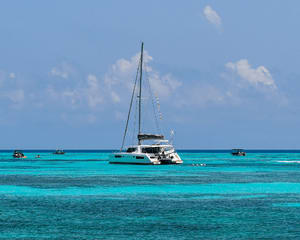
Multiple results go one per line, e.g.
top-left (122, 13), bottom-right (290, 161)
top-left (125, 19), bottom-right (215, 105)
top-left (231, 149), bottom-right (246, 156)
top-left (53, 149), bottom-right (65, 155)
top-left (109, 43), bottom-right (182, 165)
top-left (13, 150), bottom-right (26, 158)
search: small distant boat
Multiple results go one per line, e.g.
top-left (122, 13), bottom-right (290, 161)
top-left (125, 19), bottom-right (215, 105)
top-left (53, 149), bottom-right (65, 155)
top-left (231, 149), bottom-right (246, 156)
top-left (13, 150), bottom-right (26, 158)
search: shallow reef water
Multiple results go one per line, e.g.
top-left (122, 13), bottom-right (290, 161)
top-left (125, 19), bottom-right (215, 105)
top-left (1, 150), bottom-right (300, 239)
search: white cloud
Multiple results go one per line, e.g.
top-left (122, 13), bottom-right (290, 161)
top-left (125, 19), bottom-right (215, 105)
top-left (9, 73), bottom-right (16, 79)
top-left (111, 91), bottom-right (120, 103)
top-left (225, 59), bottom-right (277, 89)
top-left (104, 51), bottom-right (181, 101)
top-left (149, 73), bottom-right (182, 98)
top-left (0, 70), bottom-right (25, 106)
top-left (104, 51), bottom-right (153, 89)
top-left (62, 89), bottom-right (80, 106)
top-left (48, 72), bottom-right (104, 109)
top-left (51, 68), bottom-right (68, 79)
top-left (50, 62), bottom-right (76, 79)
top-left (47, 53), bottom-right (181, 112)
top-left (86, 74), bottom-right (103, 108)
top-left (222, 59), bottom-right (288, 106)
top-left (203, 5), bottom-right (222, 27)
top-left (43, 53), bottom-right (277, 116)
top-left (6, 89), bottom-right (25, 104)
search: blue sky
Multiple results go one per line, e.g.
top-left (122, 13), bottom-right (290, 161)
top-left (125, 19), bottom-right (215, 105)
top-left (0, 0), bottom-right (300, 149)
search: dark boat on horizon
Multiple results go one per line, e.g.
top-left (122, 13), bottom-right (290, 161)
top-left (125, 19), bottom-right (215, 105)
top-left (53, 149), bottom-right (65, 155)
top-left (231, 149), bottom-right (246, 156)
top-left (13, 150), bottom-right (26, 158)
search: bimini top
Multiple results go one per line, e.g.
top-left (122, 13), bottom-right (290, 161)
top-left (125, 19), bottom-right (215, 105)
top-left (138, 133), bottom-right (164, 141)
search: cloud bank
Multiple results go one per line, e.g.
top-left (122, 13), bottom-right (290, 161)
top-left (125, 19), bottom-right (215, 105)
top-left (0, 53), bottom-right (288, 125)
top-left (104, 51), bottom-right (181, 103)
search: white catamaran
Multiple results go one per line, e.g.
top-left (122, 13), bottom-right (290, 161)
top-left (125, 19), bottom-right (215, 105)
top-left (109, 42), bottom-right (182, 165)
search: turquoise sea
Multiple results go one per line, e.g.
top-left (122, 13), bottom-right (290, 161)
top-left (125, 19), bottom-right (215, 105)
top-left (1, 150), bottom-right (300, 239)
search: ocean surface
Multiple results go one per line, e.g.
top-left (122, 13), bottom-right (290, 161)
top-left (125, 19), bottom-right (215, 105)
top-left (1, 150), bottom-right (300, 239)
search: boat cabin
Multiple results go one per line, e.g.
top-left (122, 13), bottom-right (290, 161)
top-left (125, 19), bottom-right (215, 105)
top-left (125, 142), bottom-right (174, 155)
top-left (126, 147), bottom-right (162, 154)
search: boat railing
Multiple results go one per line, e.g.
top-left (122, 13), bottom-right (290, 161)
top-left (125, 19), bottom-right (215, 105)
top-left (154, 140), bottom-right (169, 145)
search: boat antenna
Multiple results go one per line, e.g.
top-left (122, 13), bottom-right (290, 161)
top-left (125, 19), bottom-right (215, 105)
top-left (170, 130), bottom-right (175, 145)
top-left (138, 42), bottom-right (144, 145)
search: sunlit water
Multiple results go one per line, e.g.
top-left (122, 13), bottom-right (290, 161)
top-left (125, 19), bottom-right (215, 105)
top-left (1, 150), bottom-right (300, 239)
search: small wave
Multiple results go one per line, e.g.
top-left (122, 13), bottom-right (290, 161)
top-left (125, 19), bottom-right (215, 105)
top-left (276, 161), bottom-right (300, 163)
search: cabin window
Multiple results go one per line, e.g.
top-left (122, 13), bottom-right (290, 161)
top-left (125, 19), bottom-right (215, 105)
top-left (164, 147), bottom-right (173, 152)
top-left (126, 148), bottom-right (136, 153)
top-left (114, 155), bottom-right (122, 158)
top-left (136, 156), bottom-right (144, 159)
top-left (142, 147), bottom-right (161, 154)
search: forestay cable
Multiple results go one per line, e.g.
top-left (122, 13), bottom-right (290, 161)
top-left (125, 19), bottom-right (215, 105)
top-left (120, 61), bottom-right (140, 151)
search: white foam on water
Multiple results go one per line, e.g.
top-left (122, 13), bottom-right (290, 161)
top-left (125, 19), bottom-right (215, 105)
top-left (276, 161), bottom-right (300, 163)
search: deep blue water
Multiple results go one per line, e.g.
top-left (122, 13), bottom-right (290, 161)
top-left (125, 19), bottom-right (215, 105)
top-left (1, 150), bottom-right (300, 239)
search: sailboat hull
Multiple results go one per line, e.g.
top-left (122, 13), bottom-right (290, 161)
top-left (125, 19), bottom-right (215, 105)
top-left (109, 151), bottom-right (182, 165)
top-left (109, 153), bottom-right (160, 165)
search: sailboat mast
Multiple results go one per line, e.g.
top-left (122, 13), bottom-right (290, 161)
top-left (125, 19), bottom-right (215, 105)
top-left (138, 42), bottom-right (144, 145)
